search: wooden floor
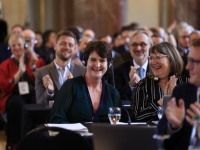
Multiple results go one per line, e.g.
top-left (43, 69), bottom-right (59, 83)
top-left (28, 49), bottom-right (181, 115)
top-left (0, 127), bottom-right (6, 150)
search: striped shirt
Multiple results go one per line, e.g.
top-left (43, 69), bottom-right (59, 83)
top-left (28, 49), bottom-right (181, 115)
top-left (131, 75), bottom-right (189, 122)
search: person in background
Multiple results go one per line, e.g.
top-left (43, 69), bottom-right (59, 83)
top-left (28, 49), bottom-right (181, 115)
top-left (131, 42), bottom-right (188, 122)
top-left (21, 29), bottom-right (44, 69)
top-left (82, 28), bottom-right (95, 40)
top-left (49, 41), bottom-right (120, 123)
top-left (151, 34), bottom-right (165, 45)
top-left (36, 29), bottom-right (56, 65)
top-left (112, 32), bottom-right (123, 49)
top-left (0, 34), bottom-right (38, 149)
top-left (0, 24), bottom-right (24, 63)
top-left (34, 31), bottom-right (43, 49)
top-left (114, 30), bottom-right (152, 100)
top-left (157, 38), bottom-right (200, 150)
top-left (77, 35), bottom-right (92, 63)
top-left (99, 34), bottom-right (123, 68)
top-left (35, 30), bottom-right (86, 104)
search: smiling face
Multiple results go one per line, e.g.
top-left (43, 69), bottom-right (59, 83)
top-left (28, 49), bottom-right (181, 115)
top-left (130, 33), bottom-right (151, 64)
top-left (54, 35), bottom-right (76, 61)
top-left (86, 51), bottom-right (108, 80)
top-left (9, 36), bottom-right (25, 59)
top-left (149, 51), bottom-right (171, 80)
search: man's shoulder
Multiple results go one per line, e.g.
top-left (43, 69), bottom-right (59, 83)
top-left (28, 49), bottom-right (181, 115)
top-left (36, 62), bottom-right (54, 73)
top-left (115, 60), bottom-right (133, 70)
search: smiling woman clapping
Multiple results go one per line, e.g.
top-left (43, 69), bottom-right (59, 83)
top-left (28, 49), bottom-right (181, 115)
top-left (49, 41), bottom-right (121, 123)
top-left (131, 42), bottom-right (188, 122)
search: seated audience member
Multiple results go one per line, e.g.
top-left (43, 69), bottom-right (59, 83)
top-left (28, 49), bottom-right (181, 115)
top-left (151, 34), bottom-right (165, 45)
top-left (36, 29), bottom-right (56, 65)
top-left (77, 35), bottom-right (92, 62)
top-left (112, 32), bottom-right (123, 49)
top-left (189, 30), bottom-right (200, 46)
top-left (35, 30), bottom-right (86, 104)
top-left (0, 34), bottom-right (38, 148)
top-left (157, 39), bottom-right (200, 150)
top-left (49, 41), bottom-right (121, 123)
top-left (113, 25), bottom-right (133, 61)
top-left (114, 30), bottom-right (152, 100)
top-left (34, 31), bottom-right (43, 49)
top-left (99, 34), bottom-right (123, 67)
top-left (132, 42), bottom-right (188, 122)
top-left (82, 28), bottom-right (95, 40)
top-left (0, 24), bottom-right (24, 63)
top-left (21, 29), bottom-right (45, 68)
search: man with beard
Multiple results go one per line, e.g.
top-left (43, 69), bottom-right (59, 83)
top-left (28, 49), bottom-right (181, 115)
top-left (35, 30), bottom-right (86, 104)
top-left (114, 30), bottom-right (152, 100)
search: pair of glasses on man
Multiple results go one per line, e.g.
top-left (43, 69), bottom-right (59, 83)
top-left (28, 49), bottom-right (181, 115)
top-left (148, 55), bottom-right (168, 61)
top-left (187, 57), bottom-right (200, 67)
top-left (131, 42), bottom-right (148, 48)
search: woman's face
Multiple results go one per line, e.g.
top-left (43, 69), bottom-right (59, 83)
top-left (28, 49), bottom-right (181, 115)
top-left (86, 51), bottom-right (108, 80)
top-left (10, 38), bottom-right (24, 58)
top-left (149, 51), bottom-right (171, 80)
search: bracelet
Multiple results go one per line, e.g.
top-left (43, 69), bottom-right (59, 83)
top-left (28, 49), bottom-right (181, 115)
top-left (32, 66), bottom-right (37, 71)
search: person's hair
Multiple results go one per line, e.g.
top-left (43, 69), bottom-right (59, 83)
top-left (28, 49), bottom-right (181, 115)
top-left (56, 30), bottom-right (77, 44)
top-left (129, 29), bottom-right (153, 46)
top-left (189, 30), bottom-right (200, 39)
top-left (66, 26), bottom-right (82, 43)
top-left (151, 34), bottom-right (165, 42)
top-left (11, 24), bottom-right (25, 31)
top-left (8, 34), bottom-right (25, 46)
top-left (149, 42), bottom-right (184, 76)
top-left (192, 38), bottom-right (200, 47)
top-left (83, 41), bottom-right (112, 66)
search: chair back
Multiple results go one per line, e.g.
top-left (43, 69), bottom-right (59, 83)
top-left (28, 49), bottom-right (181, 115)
top-left (17, 126), bottom-right (93, 150)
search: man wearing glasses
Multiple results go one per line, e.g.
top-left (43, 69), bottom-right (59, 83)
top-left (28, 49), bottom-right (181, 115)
top-left (114, 30), bottom-right (152, 100)
top-left (157, 38), bottom-right (200, 149)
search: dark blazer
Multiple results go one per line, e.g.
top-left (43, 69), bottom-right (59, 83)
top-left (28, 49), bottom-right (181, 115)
top-left (35, 61), bottom-right (86, 104)
top-left (114, 60), bottom-right (150, 100)
top-left (157, 83), bottom-right (197, 150)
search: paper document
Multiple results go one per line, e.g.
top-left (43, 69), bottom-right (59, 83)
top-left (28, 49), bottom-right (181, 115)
top-left (117, 122), bottom-right (146, 125)
top-left (46, 123), bottom-right (88, 132)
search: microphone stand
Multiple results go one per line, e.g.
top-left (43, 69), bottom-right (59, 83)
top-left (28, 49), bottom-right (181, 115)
top-left (122, 105), bottom-right (131, 125)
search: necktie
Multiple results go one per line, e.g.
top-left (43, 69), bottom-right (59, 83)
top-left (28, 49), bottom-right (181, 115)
top-left (137, 67), bottom-right (144, 79)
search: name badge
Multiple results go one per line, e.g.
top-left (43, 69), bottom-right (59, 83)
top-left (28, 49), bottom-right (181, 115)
top-left (18, 81), bottom-right (29, 95)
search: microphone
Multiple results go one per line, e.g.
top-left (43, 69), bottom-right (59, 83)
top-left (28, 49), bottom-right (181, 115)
top-left (121, 99), bottom-right (132, 125)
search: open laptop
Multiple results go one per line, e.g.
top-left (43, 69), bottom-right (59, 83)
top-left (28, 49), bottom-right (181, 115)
top-left (91, 124), bottom-right (157, 150)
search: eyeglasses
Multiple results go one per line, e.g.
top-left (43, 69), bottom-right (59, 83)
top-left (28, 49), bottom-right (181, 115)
top-left (187, 57), bottom-right (200, 67)
top-left (131, 42), bottom-right (148, 48)
top-left (148, 55), bottom-right (168, 61)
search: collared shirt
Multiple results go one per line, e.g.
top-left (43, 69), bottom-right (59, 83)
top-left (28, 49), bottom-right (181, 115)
top-left (133, 60), bottom-right (148, 78)
top-left (54, 60), bottom-right (70, 85)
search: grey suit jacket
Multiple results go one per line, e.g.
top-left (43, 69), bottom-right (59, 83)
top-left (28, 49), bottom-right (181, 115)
top-left (35, 61), bottom-right (86, 104)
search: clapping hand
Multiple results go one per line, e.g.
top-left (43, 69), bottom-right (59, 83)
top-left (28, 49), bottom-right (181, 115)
top-left (186, 102), bottom-right (200, 125)
top-left (129, 66), bottom-right (141, 87)
top-left (19, 54), bottom-right (26, 74)
top-left (67, 71), bottom-right (73, 79)
top-left (42, 75), bottom-right (54, 94)
top-left (164, 75), bottom-right (178, 95)
top-left (165, 98), bottom-right (185, 129)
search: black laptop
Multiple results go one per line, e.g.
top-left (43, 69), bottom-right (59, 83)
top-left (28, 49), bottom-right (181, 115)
top-left (91, 124), bottom-right (157, 150)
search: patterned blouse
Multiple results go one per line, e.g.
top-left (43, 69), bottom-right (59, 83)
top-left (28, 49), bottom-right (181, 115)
top-left (131, 75), bottom-right (188, 122)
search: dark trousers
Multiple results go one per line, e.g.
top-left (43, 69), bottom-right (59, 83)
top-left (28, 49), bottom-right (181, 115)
top-left (6, 93), bottom-right (36, 146)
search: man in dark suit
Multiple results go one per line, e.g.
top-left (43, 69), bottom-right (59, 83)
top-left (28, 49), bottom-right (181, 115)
top-left (114, 30), bottom-right (152, 100)
top-left (157, 38), bottom-right (200, 150)
top-left (35, 30), bottom-right (86, 104)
